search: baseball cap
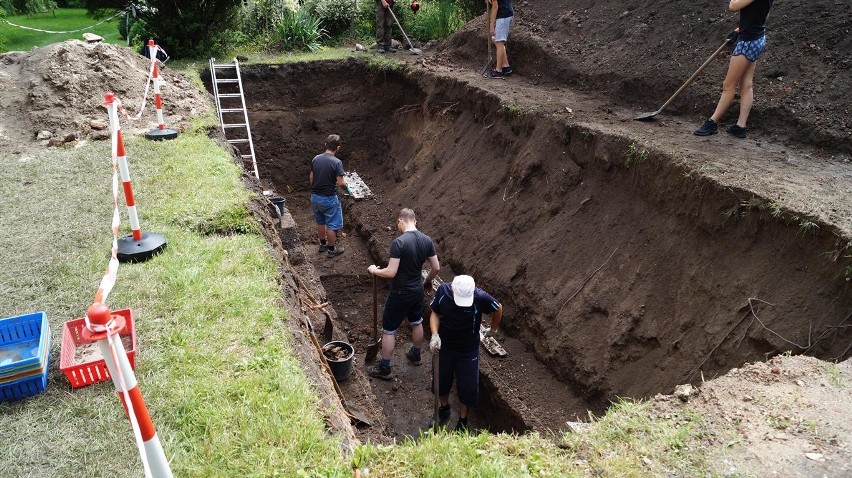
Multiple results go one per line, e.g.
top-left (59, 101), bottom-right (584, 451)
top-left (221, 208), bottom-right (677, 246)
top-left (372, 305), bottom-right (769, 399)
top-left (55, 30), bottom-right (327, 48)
top-left (451, 275), bottom-right (475, 307)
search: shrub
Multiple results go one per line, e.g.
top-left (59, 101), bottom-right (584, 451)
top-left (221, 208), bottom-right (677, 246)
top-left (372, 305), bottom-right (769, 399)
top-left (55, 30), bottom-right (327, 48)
top-left (240, 0), bottom-right (299, 37)
top-left (410, 0), bottom-right (464, 41)
top-left (304, 0), bottom-right (355, 37)
top-left (275, 9), bottom-right (327, 51)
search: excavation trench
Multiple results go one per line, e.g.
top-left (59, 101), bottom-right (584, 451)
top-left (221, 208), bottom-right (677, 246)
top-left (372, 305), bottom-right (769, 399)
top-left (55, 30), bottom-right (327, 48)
top-left (205, 59), bottom-right (852, 441)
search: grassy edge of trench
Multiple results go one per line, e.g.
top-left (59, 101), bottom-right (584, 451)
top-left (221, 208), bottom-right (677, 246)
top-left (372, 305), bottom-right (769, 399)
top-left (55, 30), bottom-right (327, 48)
top-left (0, 74), bottom-right (720, 478)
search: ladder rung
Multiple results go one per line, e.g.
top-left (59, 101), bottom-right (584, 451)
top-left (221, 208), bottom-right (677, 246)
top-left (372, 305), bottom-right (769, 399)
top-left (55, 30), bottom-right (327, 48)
top-left (227, 139), bottom-right (249, 144)
top-left (223, 123), bottom-right (247, 128)
top-left (218, 93), bottom-right (242, 98)
top-left (220, 108), bottom-right (243, 113)
top-left (241, 154), bottom-right (254, 159)
top-left (216, 78), bottom-right (239, 83)
top-left (213, 64), bottom-right (236, 68)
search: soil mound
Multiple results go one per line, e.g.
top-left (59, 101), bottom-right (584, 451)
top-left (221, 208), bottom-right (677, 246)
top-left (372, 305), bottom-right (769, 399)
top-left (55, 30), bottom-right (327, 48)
top-left (436, 0), bottom-right (852, 153)
top-left (0, 40), bottom-right (208, 150)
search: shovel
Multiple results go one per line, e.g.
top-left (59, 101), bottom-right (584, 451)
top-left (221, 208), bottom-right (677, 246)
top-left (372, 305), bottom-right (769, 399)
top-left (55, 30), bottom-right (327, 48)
top-left (634, 38), bottom-right (730, 121)
top-left (365, 275), bottom-right (382, 362)
top-left (305, 315), bottom-right (373, 427)
top-left (432, 351), bottom-right (440, 432)
top-left (482, 2), bottom-right (492, 76)
top-left (387, 7), bottom-right (423, 55)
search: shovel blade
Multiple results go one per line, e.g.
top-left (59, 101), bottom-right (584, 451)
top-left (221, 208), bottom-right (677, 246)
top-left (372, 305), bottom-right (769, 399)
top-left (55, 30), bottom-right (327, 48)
top-left (634, 109), bottom-right (662, 121)
top-left (365, 339), bottom-right (381, 362)
top-left (345, 404), bottom-right (373, 427)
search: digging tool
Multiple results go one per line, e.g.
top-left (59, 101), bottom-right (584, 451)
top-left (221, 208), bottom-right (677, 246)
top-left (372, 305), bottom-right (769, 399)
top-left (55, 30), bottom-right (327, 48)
top-left (432, 351), bottom-right (440, 432)
top-left (365, 275), bottom-right (382, 362)
top-left (304, 315), bottom-right (373, 427)
top-left (387, 7), bottom-right (423, 55)
top-left (634, 38), bottom-right (730, 121)
top-left (482, 1), bottom-right (492, 76)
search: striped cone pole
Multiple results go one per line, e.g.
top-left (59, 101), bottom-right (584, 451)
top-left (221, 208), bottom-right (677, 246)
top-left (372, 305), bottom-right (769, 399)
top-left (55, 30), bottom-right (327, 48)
top-left (144, 39), bottom-right (179, 141)
top-left (82, 303), bottom-right (173, 478)
top-left (104, 93), bottom-right (167, 263)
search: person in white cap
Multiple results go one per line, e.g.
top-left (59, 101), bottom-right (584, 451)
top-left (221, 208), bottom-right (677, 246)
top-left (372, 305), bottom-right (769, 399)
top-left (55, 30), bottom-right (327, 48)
top-left (428, 275), bottom-right (502, 432)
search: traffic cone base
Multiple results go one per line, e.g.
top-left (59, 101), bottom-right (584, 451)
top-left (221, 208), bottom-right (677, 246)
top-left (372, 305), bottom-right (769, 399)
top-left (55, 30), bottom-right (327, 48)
top-left (117, 232), bottom-right (167, 263)
top-left (144, 128), bottom-right (179, 141)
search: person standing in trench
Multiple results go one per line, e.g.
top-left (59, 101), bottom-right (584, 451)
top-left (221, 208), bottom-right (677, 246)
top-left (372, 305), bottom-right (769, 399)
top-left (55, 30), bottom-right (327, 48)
top-left (367, 208), bottom-right (440, 380)
top-left (310, 134), bottom-right (347, 258)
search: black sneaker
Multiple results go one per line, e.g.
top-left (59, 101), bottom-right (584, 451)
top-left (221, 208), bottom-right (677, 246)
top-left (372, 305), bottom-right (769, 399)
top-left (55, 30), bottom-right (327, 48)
top-left (327, 246), bottom-right (345, 258)
top-left (726, 123), bottom-right (748, 139)
top-left (694, 119), bottom-right (718, 136)
top-left (438, 404), bottom-right (450, 423)
top-left (377, 46), bottom-right (386, 54)
top-left (502, 65), bottom-right (513, 75)
top-left (318, 243), bottom-right (328, 253)
top-left (387, 46), bottom-right (397, 53)
top-left (368, 364), bottom-right (392, 380)
top-left (405, 347), bottom-right (422, 365)
top-left (454, 417), bottom-right (469, 433)
top-left (485, 69), bottom-right (505, 79)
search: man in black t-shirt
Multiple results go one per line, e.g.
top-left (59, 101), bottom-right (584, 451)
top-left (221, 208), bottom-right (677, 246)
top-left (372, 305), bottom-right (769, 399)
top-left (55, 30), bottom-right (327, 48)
top-left (310, 134), bottom-right (347, 258)
top-left (367, 208), bottom-right (440, 380)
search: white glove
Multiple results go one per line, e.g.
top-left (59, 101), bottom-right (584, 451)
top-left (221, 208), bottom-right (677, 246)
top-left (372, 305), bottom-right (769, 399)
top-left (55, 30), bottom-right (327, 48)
top-left (484, 328), bottom-right (496, 339)
top-left (429, 334), bottom-right (441, 352)
top-left (368, 265), bottom-right (378, 275)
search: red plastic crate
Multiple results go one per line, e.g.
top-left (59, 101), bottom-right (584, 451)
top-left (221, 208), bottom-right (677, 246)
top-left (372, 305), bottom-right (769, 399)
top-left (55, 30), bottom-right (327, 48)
top-left (59, 308), bottom-right (137, 388)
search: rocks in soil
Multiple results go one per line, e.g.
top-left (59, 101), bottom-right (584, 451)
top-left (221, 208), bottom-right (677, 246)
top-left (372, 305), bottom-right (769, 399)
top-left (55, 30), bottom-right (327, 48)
top-left (674, 383), bottom-right (696, 402)
top-left (322, 343), bottom-right (350, 361)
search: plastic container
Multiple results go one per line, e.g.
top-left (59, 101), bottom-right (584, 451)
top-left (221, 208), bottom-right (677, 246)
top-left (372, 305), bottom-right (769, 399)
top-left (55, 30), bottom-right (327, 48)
top-left (323, 341), bottom-right (354, 382)
top-left (0, 311), bottom-right (51, 401)
top-left (59, 308), bottom-right (137, 388)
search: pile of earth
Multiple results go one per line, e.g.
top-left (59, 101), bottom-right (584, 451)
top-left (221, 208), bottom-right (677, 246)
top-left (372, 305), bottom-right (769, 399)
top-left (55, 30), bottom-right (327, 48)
top-left (0, 40), bottom-right (208, 151)
top-left (436, 0), bottom-right (851, 153)
top-left (653, 355), bottom-right (851, 477)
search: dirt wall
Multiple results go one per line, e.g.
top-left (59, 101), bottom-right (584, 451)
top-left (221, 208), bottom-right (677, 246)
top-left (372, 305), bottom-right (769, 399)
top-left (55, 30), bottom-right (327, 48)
top-left (233, 60), bottom-right (851, 402)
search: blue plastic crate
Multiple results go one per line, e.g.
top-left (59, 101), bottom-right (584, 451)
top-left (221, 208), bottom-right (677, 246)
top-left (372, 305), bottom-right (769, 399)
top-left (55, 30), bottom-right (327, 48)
top-left (0, 330), bottom-right (50, 401)
top-left (0, 312), bottom-right (51, 401)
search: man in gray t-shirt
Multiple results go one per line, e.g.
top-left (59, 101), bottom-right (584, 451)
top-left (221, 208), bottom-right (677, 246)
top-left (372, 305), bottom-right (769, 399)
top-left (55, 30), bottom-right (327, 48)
top-left (310, 134), bottom-right (347, 258)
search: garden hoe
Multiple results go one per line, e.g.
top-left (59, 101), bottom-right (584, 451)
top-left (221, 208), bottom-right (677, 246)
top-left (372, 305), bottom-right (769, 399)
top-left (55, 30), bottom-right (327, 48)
top-left (304, 315), bottom-right (372, 427)
top-left (634, 37), bottom-right (730, 121)
top-left (365, 275), bottom-right (382, 362)
top-left (387, 7), bottom-right (423, 55)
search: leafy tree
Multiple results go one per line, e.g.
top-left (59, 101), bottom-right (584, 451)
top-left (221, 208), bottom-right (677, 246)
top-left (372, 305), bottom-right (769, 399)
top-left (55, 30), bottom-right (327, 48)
top-left (85, 0), bottom-right (242, 58)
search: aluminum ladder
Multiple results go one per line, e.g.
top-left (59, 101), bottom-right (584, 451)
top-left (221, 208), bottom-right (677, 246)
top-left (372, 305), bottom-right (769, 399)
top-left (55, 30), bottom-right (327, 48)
top-left (209, 58), bottom-right (259, 179)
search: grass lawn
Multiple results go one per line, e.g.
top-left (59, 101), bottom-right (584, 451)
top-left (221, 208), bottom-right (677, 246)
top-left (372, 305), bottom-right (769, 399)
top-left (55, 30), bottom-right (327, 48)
top-left (0, 55), bottom-right (718, 477)
top-left (0, 8), bottom-right (124, 52)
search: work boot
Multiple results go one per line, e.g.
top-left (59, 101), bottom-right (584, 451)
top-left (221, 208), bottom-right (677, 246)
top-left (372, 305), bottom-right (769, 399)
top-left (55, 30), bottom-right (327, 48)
top-left (725, 123), bottom-right (748, 138)
top-left (377, 46), bottom-right (386, 54)
top-left (693, 118), bottom-right (719, 136)
top-left (318, 242), bottom-right (328, 253)
top-left (368, 364), bottom-right (392, 380)
top-left (438, 404), bottom-right (451, 423)
top-left (387, 46), bottom-right (397, 53)
top-left (327, 246), bottom-right (345, 258)
top-left (405, 347), bottom-right (422, 365)
top-left (454, 417), bottom-right (469, 433)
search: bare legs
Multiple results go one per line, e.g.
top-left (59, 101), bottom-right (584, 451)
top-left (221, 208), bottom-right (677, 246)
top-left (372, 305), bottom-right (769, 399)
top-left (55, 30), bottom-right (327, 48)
top-left (381, 323), bottom-right (423, 360)
top-left (710, 55), bottom-right (758, 127)
top-left (494, 40), bottom-right (509, 71)
top-left (316, 225), bottom-right (337, 247)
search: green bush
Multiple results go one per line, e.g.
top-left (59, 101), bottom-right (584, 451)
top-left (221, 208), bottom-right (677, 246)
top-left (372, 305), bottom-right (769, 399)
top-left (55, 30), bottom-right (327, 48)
top-left (410, 0), bottom-right (463, 41)
top-left (117, 10), bottom-right (134, 39)
top-left (304, 0), bottom-right (355, 37)
top-left (240, 0), bottom-right (299, 37)
top-left (275, 9), bottom-right (327, 51)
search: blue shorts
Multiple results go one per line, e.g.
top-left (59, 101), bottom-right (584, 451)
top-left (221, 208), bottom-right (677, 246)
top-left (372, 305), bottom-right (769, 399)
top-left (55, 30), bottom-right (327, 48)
top-left (310, 194), bottom-right (343, 231)
top-left (434, 347), bottom-right (479, 407)
top-left (381, 289), bottom-right (424, 334)
top-left (493, 16), bottom-right (513, 42)
top-left (732, 36), bottom-right (767, 62)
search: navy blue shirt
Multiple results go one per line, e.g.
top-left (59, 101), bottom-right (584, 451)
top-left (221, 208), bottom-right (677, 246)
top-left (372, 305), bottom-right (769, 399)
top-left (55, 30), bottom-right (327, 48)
top-left (738, 0), bottom-right (773, 41)
top-left (389, 230), bottom-right (436, 292)
top-left (496, 0), bottom-right (513, 19)
top-left (310, 152), bottom-right (344, 197)
top-left (431, 283), bottom-right (500, 352)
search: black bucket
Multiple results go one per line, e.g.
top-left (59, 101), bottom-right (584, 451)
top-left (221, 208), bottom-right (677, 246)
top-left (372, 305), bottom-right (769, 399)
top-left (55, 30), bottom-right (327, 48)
top-left (269, 197), bottom-right (286, 218)
top-left (323, 341), bottom-right (354, 382)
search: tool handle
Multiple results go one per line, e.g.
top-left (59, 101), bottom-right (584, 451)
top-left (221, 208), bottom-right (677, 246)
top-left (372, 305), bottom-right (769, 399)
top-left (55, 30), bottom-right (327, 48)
top-left (306, 317), bottom-right (347, 401)
top-left (387, 7), bottom-right (416, 50)
top-left (659, 40), bottom-right (729, 111)
top-left (372, 275), bottom-right (378, 341)
top-left (432, 352), bottom-right (440, 431)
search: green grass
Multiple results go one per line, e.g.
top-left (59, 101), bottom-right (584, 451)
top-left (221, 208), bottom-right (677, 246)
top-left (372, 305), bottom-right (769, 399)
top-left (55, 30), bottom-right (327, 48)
top-left (0, 126), bottom-right (348, 477)
top-left (0, 8), bottom-right (124, 52)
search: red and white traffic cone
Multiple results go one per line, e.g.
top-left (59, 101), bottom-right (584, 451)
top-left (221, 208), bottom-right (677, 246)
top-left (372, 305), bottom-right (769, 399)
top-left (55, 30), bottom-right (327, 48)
top-left (82, 303), bottom-right (173, 478)
top-left (144, 39), bottom-right (179, 141)
top-left (104, 93), bottom-right (167, 263)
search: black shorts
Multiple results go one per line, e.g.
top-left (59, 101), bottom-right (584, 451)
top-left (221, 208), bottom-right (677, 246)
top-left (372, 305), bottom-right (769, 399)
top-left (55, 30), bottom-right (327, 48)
top-left (434, 347), bottom-right (479, 407)
top-left (381, 289), bottom-right (424, 334)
